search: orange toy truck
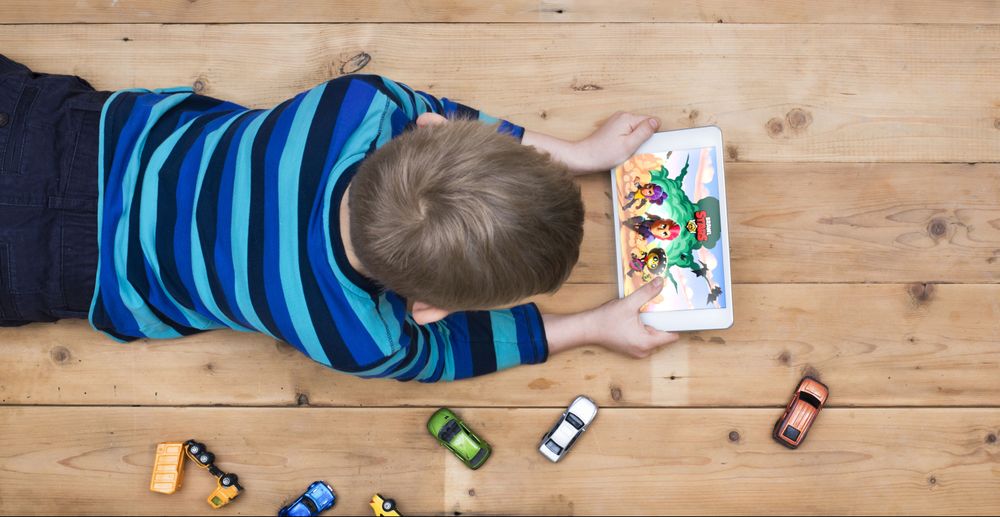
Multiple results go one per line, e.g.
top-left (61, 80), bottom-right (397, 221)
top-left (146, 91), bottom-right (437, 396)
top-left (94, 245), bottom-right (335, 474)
top-left (150, 439), bottom-right (243, 509)
top-left (772, 377), bottom-right (829, 449)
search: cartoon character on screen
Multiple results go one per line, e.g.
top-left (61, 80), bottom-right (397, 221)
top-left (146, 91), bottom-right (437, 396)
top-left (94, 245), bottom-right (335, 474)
top-left (627, 247), bottom-right (668, 282)
top-left (623, 214), bottom-right (681, 242)
top-left (623, 180), bottom-right (668, 210)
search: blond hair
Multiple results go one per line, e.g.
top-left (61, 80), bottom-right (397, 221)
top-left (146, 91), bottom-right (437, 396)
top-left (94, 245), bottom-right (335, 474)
top-left (349, 119), bottom-right (584, 310)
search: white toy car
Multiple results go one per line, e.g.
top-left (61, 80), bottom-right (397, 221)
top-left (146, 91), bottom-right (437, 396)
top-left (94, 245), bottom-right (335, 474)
top-left (539, 396), bottom-right (598, 462)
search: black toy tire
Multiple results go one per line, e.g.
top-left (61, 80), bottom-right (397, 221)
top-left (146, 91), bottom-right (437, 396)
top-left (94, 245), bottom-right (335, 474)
top-left (198, 451), bottom-right (215, 465)
top-left (383, 499), bottom-right (396, 512)
top-left (220, 473), bottom-right (238, 487)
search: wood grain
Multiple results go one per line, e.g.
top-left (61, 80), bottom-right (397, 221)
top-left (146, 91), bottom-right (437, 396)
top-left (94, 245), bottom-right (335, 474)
top-left (2, 283), bottom-right (996, 408)
top-left (571, 163), bottom-right (1000, 285)
top-left (1, 407), bottom-right (997, 515)
top-left (2, 24), bottom-right (998, 162)
top-left (1, 0), bottom-right (998, 24)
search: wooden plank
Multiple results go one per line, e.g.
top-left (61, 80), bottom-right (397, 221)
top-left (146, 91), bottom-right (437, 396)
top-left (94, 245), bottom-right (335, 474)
top-left (1, 0), bottom-right (998, 24)
top-left (0, 407), bottom-right (997, 515)
top-left (572, 163), bottom-right (1000, 285)
top-left (2, 24), bottom-right (998, 162)
top-left (2, 283), bottom-right (997, 408)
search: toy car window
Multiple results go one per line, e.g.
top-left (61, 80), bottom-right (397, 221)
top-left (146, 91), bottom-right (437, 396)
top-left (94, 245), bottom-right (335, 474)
top-left (782, 426), bottom-right (801, 441)
top-left (300, 498), bottom-right (319, 514)
top-left (438, 420), bottom-right (460, 442)
top-left (799, 392), bottom-right (822, 408)
top-left (545, 439), bottom-right (564, 455)
top-left (566, 412), bottom-right (585, 429)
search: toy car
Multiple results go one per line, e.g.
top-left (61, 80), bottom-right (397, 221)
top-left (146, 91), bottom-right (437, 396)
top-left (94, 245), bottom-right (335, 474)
top-left (150, 442), bottom-right (186, 494)
top-left (278, 481), bottom-right (336, 516)
top-left (772, 377), bottom-right (830, 449)
top-left (539, 396), bottom-right (598, 462)
top-left (370, 494), bottom-right (401, 516)
top-left (427, 408), bottom-right (491, 469)
top-left (184, 440), bottom-right (244, 508)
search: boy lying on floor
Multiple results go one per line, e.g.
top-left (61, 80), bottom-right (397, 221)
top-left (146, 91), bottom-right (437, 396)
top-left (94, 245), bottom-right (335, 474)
top-left (0, 54), bottom-right (676, 381)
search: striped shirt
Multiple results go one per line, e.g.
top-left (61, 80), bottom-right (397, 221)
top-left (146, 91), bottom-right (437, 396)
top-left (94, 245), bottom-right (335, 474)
top-left (90, 75), bottom-right (548, 381)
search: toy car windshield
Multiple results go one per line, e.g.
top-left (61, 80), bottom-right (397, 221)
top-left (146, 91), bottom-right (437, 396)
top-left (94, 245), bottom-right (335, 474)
top-left (544, 439), bottom-right (563, 455)
top-left (799, 392), bottom-right (822, 408)
top-left (438, 420), bottom-right (461, 442)
top-left (565, 413), bottom-right (585, 429)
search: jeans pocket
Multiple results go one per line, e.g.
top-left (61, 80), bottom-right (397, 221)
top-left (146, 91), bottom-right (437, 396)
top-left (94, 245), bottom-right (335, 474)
top-left (0, 77), bottom-right (39, 176)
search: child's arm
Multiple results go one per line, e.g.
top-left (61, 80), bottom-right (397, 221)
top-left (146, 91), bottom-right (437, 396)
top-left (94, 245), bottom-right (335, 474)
top-left (543, 277), bottom-right (678, 359)
top-left (522, 111), bottom-right (660, 175)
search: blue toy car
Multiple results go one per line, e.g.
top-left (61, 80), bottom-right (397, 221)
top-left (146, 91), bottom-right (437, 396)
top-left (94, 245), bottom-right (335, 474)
top-left (278, 481), bottom-right (336, 516)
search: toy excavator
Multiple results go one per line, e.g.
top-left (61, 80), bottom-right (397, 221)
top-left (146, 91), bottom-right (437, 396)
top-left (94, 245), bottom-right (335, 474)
top-left (150, 439), bottom-right (243, 509)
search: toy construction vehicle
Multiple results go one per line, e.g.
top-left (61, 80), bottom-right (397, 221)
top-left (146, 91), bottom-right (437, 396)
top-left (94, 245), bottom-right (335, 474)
top-left (370, 494), bottom-right (401, 516)
top-left (149, 439), bottom-right (243, 509)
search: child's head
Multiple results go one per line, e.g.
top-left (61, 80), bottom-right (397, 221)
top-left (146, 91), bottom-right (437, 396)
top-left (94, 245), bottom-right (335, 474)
top-left (349, 116), bottom-right (584, 322)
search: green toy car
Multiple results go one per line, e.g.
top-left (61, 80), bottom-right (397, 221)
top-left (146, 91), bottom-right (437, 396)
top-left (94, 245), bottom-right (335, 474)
top-left (427, 408), bottom-right (491, 469)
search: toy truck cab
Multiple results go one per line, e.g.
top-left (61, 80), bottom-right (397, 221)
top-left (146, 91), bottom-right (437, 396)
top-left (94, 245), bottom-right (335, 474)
top-left (184, 440), bottom-right (243, 508)
top-left (370, 494), bottom-right (400, 516)
top-left (772, 377), bottom-right (829, 449)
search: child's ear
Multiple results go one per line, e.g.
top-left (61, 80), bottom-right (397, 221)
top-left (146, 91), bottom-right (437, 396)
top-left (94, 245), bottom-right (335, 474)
top-left (411, 301), bottom-right (451, 325)
top-left (415, 112), bottom-right (448, 128)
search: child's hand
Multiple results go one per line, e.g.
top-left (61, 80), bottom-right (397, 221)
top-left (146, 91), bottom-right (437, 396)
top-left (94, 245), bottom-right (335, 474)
top-left (590, 277), bottom-right (679, 358)
top-left (543, 277), bottom-right (679, 359)
top-left (521, 111), bottom-right (659, 175)
top-left (574, 112), bottom-right (660, 172)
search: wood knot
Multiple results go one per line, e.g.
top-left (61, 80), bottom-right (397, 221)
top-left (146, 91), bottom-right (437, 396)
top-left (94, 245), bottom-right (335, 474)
top-left (539, 110), bottom-right (548, 119)
top-left (610, 385), bottom-right (623, 401)
top-left (986, 433), bottom-right (997, 444)
top-left (467, 488), bottom-right (476, 496)
top-left (203, 362), bottom-right (215, 373)
top-left (193, 78), bottom-right (207, 94)
top-left (777, 350), bottom-right (791, 365)
top-left (121, 37), bottom-right (131, 42)
top-left (49, 346), bottom-right (72, 364)
top-left (994, 118), bottom-right (1000, 130)
top-left (571, 82), bottom-right (603, 92)
top-left (927, 475), bottom-right (937, 486)
top-left (785, 108), bottom-right (812, 130)
top-left (728, 431), bottom-right (740, 442)
top-left (765, 117), bottom-right (784, 137)
top-left (726, 144), bottom-right (739, 161)
top-left (339, 52), bottom-right (372, 75)
top-left (296, 393), bottom-right (310, 406)
top-left (907, 283), bottom-right (935, 305)
top-left (927, 218), bottom-right (948, 239)
top-left (688, 109), bottom-right (700, 121)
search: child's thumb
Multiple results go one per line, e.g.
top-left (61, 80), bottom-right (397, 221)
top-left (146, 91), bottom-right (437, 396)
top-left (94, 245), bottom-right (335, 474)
top-left (629, 277), bottom-right (665, 308)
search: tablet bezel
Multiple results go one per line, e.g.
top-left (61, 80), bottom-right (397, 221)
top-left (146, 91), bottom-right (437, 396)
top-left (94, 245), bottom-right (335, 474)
top-left (610, 125), bottom-right (734, 331)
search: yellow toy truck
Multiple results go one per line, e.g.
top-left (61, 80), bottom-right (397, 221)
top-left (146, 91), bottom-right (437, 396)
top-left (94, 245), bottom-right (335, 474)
top-left (150, 439), bottom-right (243, 509)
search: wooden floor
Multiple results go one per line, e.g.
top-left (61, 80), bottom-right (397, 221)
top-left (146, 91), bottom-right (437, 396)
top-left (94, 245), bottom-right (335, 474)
top-left (2, 1), bottom-right (999, 515)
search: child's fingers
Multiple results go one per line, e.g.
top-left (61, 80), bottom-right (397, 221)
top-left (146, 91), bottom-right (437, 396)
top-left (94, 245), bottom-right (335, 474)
top-left (624, 116), bottom-right (659, 148)
top-left (627, 277), bottom-right (665, 309)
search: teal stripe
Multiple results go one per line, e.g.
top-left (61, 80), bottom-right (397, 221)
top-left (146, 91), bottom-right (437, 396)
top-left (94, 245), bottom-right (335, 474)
top-left (113, 93), bottom-right (196, 337)
top-left (189, 115), bottom-right (250, 331)
top-left (277, 85), bottom-right (330, 366)
top-left (491, 311), bottom-right (522, 371)
top-left (230, 112), bottom-right (271, 335)
top-left (137, 118), bottom-right (217, 330)
top-left (381, 79), bottom-right (418, 119)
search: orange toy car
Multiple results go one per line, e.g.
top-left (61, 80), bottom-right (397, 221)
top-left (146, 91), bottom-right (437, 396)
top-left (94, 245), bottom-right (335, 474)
top-left (772, 377), bottom-right (829, 449)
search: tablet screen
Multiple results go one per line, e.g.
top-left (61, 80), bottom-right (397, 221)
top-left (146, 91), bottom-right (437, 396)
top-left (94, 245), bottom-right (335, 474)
top-left (614, 147), bottom-right (728, 312)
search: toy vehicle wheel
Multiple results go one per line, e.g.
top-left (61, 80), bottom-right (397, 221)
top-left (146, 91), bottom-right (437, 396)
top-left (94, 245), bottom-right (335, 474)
top-left (197, 451), bottom-right (215, 465)
top-left (220, 473), bottom-right (238, 487)
top-left (382, 499), bottom-right (396, 512)
top-left (186, 442), bottom-right (204, 455)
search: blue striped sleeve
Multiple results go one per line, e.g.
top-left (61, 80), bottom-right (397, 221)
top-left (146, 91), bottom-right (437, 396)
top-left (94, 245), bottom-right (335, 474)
top-left (357, 296), bottom-right (549, 383)
top-left (348, 75), bottom-right (525, 141)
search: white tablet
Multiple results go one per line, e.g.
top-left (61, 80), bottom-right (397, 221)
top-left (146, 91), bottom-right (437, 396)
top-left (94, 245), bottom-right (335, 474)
top-left (610, 126), bottom-right (734, 331)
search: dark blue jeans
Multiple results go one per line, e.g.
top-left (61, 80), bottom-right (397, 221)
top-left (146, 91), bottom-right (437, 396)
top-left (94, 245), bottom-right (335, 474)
top-left (0, 55), bottom-right (108, 326)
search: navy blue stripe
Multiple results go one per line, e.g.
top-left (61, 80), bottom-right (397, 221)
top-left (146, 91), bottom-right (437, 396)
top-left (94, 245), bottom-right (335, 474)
top-left (245, 99), bottom-right (295, 340)
top-left (466, 311), bottom-right (498, 377)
